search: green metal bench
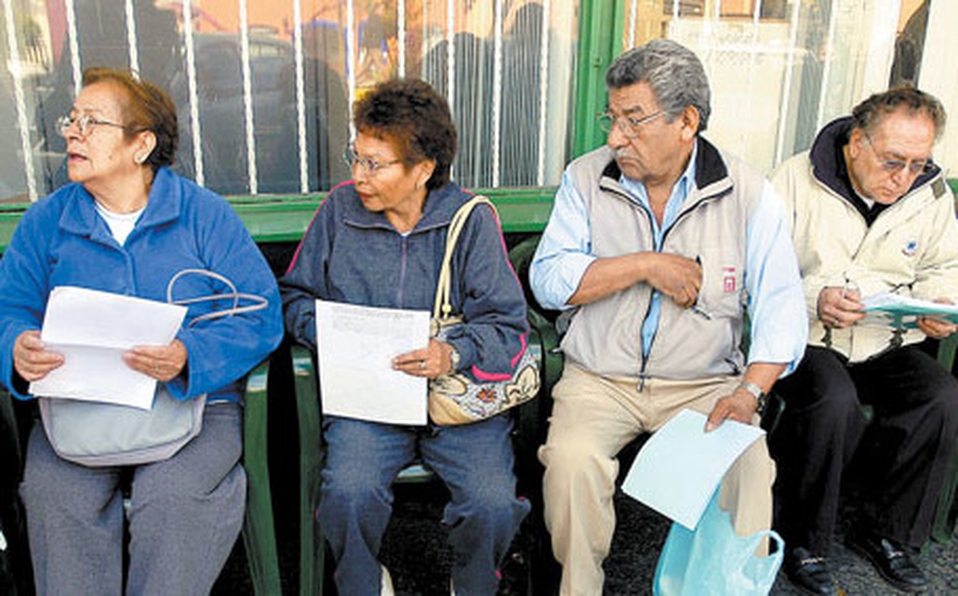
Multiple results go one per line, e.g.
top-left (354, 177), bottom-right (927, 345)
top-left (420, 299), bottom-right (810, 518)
top-left (241, 358), bottom-right (283, 594)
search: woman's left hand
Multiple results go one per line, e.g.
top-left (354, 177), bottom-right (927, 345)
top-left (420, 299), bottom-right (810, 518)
top-left (393, 339), bottom-right (454, 379)
top-left (124, 339), bottom-right (188, 382)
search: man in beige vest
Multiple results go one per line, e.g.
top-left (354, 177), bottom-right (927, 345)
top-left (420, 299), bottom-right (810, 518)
top-left (769, 87), bottom-right (958, 595)
top-left (529, 39), bottom-right (807, 594)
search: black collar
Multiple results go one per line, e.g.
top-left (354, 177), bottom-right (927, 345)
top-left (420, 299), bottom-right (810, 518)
top-left (600, 136), bottom-right (730, 191)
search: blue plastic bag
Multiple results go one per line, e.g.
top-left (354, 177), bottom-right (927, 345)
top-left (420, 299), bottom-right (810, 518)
top-left (653, 489), bottom-right (784, 595)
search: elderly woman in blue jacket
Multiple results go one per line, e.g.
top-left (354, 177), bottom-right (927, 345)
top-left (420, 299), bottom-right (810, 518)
top-left (280, 79), bottom-right (531, 594)
top-left (0, 67), bottom-right (282, 594)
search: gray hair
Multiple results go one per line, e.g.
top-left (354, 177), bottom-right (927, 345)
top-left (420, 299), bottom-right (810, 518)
top-left (852, 86), bottom-right (946, 140)
top-left (605, 39), bottom-right (711, 133)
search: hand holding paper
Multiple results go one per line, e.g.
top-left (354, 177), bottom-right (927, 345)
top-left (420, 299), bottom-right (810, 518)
top-left (706, 390), bottom-right (757, 431)
top-left (29, 287), bottom-right (187, 410)
top-left (391, 338), bottom-right (455, 379)
top-left (13, 329), bottom-right (65, 382)
top-left (916, 300), bottom-right (958, 339)
top-left (622, 409), bottom-right (765, 530)
top-left (818, 285), bottom-right (865, 329)
top-left (123, 339), bottom-right (189, 383)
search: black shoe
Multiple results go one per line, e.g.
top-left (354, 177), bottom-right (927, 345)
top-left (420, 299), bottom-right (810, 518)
top-left (783, 547), bottom-right (838, 595)
top-left (846, 528), bottom-right (928, 592)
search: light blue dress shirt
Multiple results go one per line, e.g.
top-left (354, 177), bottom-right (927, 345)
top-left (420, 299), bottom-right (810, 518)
top-left (529, 147), bottom-right (807, 375)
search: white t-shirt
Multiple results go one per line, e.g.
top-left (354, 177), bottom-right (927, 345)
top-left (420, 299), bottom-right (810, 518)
top-left (95, 201), bottom-right (145, 246)
top-left (853, 187), bottom-right (876, 209)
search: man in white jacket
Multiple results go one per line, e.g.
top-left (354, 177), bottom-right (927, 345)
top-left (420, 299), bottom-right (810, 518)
top-left (770, 87), bottom-right (958, 595)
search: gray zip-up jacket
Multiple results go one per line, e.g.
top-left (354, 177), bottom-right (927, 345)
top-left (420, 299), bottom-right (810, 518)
top-left (558, 140), bottom-right (770, 380)
top-left (280, 181), bottom-right (529, 381)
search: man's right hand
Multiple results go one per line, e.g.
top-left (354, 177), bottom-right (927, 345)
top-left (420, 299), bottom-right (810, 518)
top-left (568, 252), bottom-right (701, 307)
top-left (13, 330), bottom-right (64, 382)
top-left (645, 253), bottom-right (702, 308)
top-left (817, 286), bottom-right (866, 328)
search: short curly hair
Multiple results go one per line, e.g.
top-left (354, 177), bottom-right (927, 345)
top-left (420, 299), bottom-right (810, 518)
top-left (852, 86), bottom-right (946, 140)
top-left (353, 79), bottom-right (457, 190)
top-left (82, 67), bottom-right (178, 170)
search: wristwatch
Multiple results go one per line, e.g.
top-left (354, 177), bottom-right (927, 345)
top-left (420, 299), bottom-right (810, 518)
top-left (737, 381), bottom-right (768, 416)
top-left (448, 346), bottom-right (461, 372)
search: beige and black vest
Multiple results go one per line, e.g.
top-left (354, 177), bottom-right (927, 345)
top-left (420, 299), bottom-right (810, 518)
top-left (560, 139), bottom-right (765, 380)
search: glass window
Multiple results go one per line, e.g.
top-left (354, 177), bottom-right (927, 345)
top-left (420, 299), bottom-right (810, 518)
top-left (622, 0), bottom-right (906, 173)
top-left (889, 0), bottom-right (928, 89)
top-left (347, 0), bottom-right (579, 189)
top-left (0, 0), bottom-right (579, 204)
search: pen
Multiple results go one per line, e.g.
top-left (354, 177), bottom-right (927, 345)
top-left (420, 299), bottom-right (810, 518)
top-left (691, 255), bottom-right (710, 318)
top-left (889, 282), bottom-right (910, 294)
top-left (840, 276), bottom-right (860, 302)
top-left (691, 304), bottom-right (712, 320)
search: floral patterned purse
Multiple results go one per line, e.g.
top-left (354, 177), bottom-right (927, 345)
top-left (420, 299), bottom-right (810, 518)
top-left (427, 196), bottom-right (540, 425)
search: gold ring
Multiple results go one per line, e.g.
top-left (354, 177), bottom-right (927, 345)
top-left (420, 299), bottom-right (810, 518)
top-left (153, 362), bottom-right (159, 375)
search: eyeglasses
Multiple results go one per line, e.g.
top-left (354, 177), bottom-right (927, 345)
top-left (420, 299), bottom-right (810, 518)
top-left (861, 132), bottom-right (933, 176)
top-left (343, 146), bottom-right (401, 175)
top-left (57, 114), bottom-right (127, 138)
top-left (597, 110), bottom-right (665, 138)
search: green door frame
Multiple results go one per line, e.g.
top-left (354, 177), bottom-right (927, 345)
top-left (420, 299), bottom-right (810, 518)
top-left (572, 0), bottom-right (627, 159)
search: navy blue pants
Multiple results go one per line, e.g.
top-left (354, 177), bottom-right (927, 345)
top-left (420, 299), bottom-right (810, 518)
top-left (319, 414), bottom-right (530, 595)
top-left (770, 345), bottom-right (958, 554)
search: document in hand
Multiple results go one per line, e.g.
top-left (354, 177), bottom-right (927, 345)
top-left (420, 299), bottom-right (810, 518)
top-left (30, 287), bottom-right (187, 410)
top-left (315, 299), bottom-right (430, 425)
top-left (862, 292), bottom-right (958, 327)
top-left (621, 409), bottom-right (765, 530)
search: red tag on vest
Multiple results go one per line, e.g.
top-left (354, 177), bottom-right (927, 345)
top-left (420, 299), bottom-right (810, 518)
top-left (723, 267), bottom-right (736, 293)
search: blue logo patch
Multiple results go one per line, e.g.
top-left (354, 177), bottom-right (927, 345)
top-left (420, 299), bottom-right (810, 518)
top-left (902, 240), bottom-right (919, 256)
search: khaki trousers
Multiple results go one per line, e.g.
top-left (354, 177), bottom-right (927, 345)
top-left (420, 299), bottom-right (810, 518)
top-left (538, 364), bottom-right (776, 595)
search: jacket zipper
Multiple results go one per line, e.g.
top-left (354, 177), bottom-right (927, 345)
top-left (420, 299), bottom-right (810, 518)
top-left (603, 184), bottom-right (728, 389)
top-left (397, 236), bottom-right (408, 306)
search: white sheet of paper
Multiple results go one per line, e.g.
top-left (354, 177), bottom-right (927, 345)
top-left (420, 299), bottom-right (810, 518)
top-left (315, 299), bottom-right (430, 425)
top-left (30, 286), bottom-right (187, 410)
top-left (621, 409), bottom-right (765, 530)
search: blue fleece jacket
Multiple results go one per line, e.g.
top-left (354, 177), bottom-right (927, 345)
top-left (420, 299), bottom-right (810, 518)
top-left (0, 167), bottom-right (283, 403)
top-left (280, 181), bottom-right (529, 381)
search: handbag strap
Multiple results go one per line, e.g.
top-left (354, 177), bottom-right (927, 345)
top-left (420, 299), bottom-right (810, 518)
top-left (166, 268), bottom-right (269, 328)
top-left (432, 196), bottom-right (498, 320)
